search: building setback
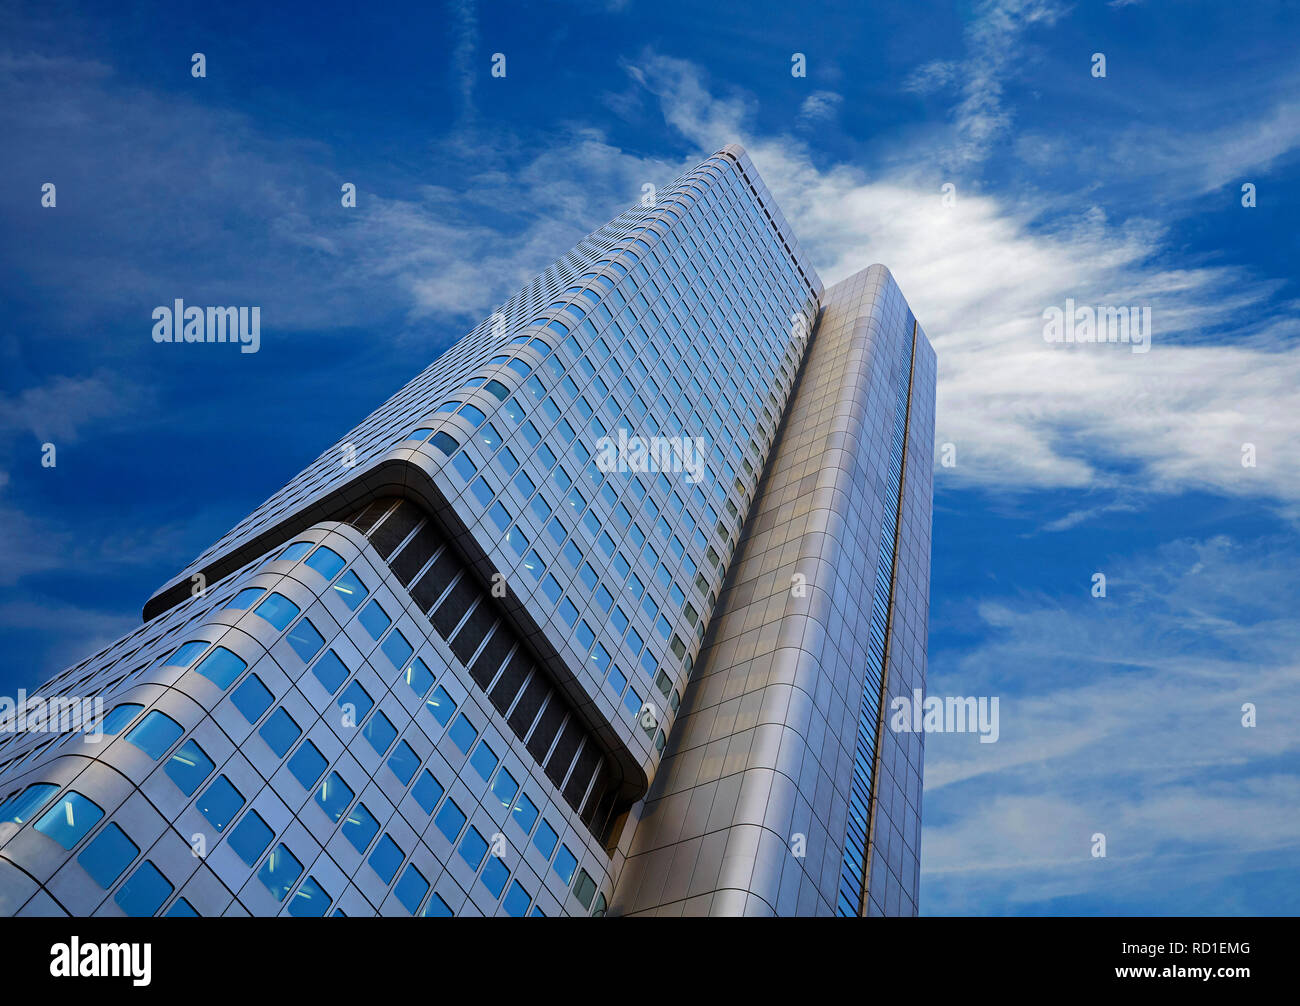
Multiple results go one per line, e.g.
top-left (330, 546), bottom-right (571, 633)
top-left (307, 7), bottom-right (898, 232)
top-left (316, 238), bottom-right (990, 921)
top-left (0, 145), bottom-right (934, 918)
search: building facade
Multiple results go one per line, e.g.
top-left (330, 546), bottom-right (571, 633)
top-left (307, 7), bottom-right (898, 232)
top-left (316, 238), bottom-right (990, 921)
top-left (0, 145), bottom-right (934, 918)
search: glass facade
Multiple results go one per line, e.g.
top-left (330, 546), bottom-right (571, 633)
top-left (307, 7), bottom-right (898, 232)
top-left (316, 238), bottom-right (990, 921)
top-left (0, 146), bottom-right (933, 917)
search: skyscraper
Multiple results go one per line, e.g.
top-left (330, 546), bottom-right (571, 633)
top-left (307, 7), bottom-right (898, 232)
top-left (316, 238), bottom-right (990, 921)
top-left (0, 145), bottom-right (934, 918)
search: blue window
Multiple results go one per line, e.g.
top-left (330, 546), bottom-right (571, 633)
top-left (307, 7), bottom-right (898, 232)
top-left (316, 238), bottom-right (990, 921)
top-left (279, 541), bottom-right (314, 561)
top-left (125, 711), bottom-right (183, 760)
top-left (166, 898), bottom-right (199, 917)
top-left (338, 680), bottom-right (374, 723)
top-left (0, 783), bottom-right (58, 825)
top-left (490, 768), bottom-right (518, 809)
top-left (254, 592), bottom-right (300, 631)
top-left (511, 792), bottom-right (538, 835)
top-left (553, 844), bottom-right (578, 886)
top-left (98, 703), bottom-right (143, 736)
top-left (429, 431), bottom-right (459, 456)
top-left (434, 799), bottom-right (466, 843)
top-left (331, 569), bottom-right (367, 610)
top-left (358, 600), bottom-right (391, 639)
top-left (197, 776), bottom-right (244, 832)
top-left (77, 823), bottom-right (138, 888)
top-left (314, 771), bottom-right (354, 823)
top-left (448, 714), bottom-right (477, 754)
top-left (288, 875), bottom-right (332, 917)
top-left (310, 650), bottom-right (350, 694)
top-left (194, 646), bottom-right (247, 689)
top-left (258, 707), bottom-right (301, 757)
top-left (228, 587), bottom-right (266, 610)
top-left (287, 740), bottom-right (328, 789)
top-left (480, 856), bottom-right (509, 899)
top-left (380, 628), bottom-right (413, 670)
top-left (164, 739), bottom-right (214, 796)
top-left (422, 893), bottom-right (454, 917)
top-left (228, 810), bottom-right (273, 867)
top-left (163, 640), bottom-right (209, 668)
top-left (457, 827), bottom-right (488, 870)
top-left (369, 833), bottom-right (404, 884)
top-left (231, 674), bottom-right (273, 723)
top-left (458, 404), bottom-right (487, 427)
top-left (258, 843), bottom-right (303, 902)
top-left (403, 657), bottom-right (433, 697)
top-left (469, 740), bottom-right (498, 781)
top-left (424, 686), bottom-right (455, 727)
top-left (387, 740), bottom-right (420, 785)
top-left (503, 880), bottom-right (531, 918)
top-left (304, 546), bottom-right (345, 580)
top-left (342, 803), bottom-right (379, 853)
top-left (411, 770), bottom-right (445, 815)
top-left (286, 618), bottom-right (325, 662)
top-left (34, 790), bottom-right (103, 849)
top-left (363, 711), bottom-right (397, 755)
top-left (394, 864), bottom-right (429, 914)
top-left (115, 861), bottom-right (173, 917)
top-left (532, 818), bottom-right (558, 859)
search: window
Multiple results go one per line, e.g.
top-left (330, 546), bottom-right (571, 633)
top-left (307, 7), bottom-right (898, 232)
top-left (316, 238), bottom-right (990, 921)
top-left (342, 803), bottom-right (379, 853)
top-left (363, 711), bottom-right (397, 755)
top-left (310, 650), bottom-right (350, 694)
top-left (279, 541), bottom-right (314, 561)
top-left (480, 856), bottom-right (509, 898)
top-left (0, 783), bottom-right (59, 825)
top-left (358, 600), bottom-right (391, 639)
top-left (288, 875), bottom-right (331, 917)
top-left (429, 431), bottom-right (459, 456)
top-left (553, 844), bottom-right (578, 886)
top-left (503, 880), bottom-right (531, 917)
top-left (231, 674), bottom-right (273, 723)
top-left (287, 740), bottom-right (328, 789)
top-left (34, 790), bottom-right (103, 849)
top-left (491, 768), bottom-right (518, 809)
top-left (124, 711), bottom-right (183, 760)
top-left (532, 818), bottom-right (558, 859)
top-left (387, 740), bottom-right (420, 785)
top-left (411, 770), bottom-right (445, 815)
top-left (194, 647), bottom-right (247, 689)
top-left (338, 680), bottom-right (374, 723)
top-left (166, 899), bottom-right (199, 917)
top-left (197, 776), bottom-right (244, 832)
top-left (98, 703), bottom-right (143, 736)
top-left (572, 868), bottom-right (598, 910)
top-left (227, 810), bottom-right (273, 867)
top-left (163, 640), bottom-right (209, 668)
top-left (381, 628), bottom-right (413, 669)
top-left (369, 833), bottom-right (404, 884)
top-left (115, 861), bottom-right (173, 917)
top-left (448, 714), bottom-right (478, 754)
top-left (259, 707), bottom-right (301, 757)
top-left (258, 843), bottom-right (304, 902)
top-left (227, 587), bottom-right (265, 611)
top-left (422, 893), bottom-right (454, 917)
top-left (425, 686), bottom-right (455, 726)
top-left (511, 792), bottom-right (538, 834)
top-left (331, 570), bottom-right (368, 610)
top-left (286, 618), bottom-right (325, 661)
top-left (314, 772), bottom-right (354, 823)
top-left (434, 799), bottom-right (466, 843)
top-left (457, 827), bottom-right (488, 870)
top-left (304, 546), bottom-right (345, 580)
top-left (77, 823), bottom-right (138, 888)
top-left (164, 739), bottom-right (214, 796)
top-left (254, 592), bottom-right (300, 631)
top-left (403, 657), bottom-right (434, 697)
top-left (395, 864), bottom-right (429, 913)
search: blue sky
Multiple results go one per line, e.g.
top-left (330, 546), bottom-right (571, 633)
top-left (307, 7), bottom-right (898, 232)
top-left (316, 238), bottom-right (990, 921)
top-left (1, 0), bottom-right (1298, 915)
